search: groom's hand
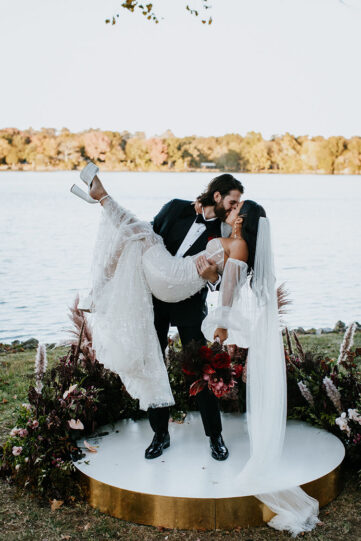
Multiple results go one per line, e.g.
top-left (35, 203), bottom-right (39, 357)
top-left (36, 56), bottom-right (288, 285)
top-left (196, 255), bottom-right (218, 283)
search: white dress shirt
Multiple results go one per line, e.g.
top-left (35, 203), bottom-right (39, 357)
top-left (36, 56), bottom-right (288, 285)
top-left (175, 209), bottom-right (221, 290)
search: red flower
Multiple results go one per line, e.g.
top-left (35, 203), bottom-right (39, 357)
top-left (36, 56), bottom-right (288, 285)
top-left (203, 363), bottom-right (216, 375)
top-left (211, 353), bottom-right (231, 370)
top-left (199, 346), bottom-right (214, 361)
top-left (207, 374), bottom-right (235, 398)
top-left (182, 367), bottom-right (197, 376)
top-left (233, 364), bottom-right (243, 378)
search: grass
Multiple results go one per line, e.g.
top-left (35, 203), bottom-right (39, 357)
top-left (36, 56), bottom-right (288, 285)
top-left (0, 334), bottom-right (360, 540)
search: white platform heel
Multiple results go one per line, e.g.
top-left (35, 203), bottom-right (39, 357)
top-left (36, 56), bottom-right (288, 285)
top-left (70, 183), bottom-right (98, 204)
top-left (80, 161), bottom-right (99, 187)
top-left (70, 161), bottom-right (109, 204)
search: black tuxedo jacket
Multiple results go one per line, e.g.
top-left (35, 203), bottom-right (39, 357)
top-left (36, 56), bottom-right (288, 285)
top-left (152, 199), bottom-right (221, 327)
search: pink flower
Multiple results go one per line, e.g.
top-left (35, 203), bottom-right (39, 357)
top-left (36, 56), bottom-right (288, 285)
top-left (323, 376), bottom-right (342, 413)
top-left (298, 381), bottom-right (314, 407)
top-left (12, 446), bottom-right (23, 456)
top-left (19, 428), bottom-right (28, 438)
top-left (32, 420), bottom-right (39, 429)
top-left (10, 427), bottom-right (20, 437)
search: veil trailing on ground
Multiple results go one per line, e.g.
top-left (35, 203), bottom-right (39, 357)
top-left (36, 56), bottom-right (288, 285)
top-left (240, 217), bottom-right (287, 476)
top-left (202, 217), bottom-right (320, 535)
top-left (241, 218), bottom-right (320, 535)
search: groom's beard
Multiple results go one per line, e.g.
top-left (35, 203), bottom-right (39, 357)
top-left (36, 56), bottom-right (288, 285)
top-left (214, 202), bottom-right (228, 222)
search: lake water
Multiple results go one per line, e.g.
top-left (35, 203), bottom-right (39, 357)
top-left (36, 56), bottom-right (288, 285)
top-left (0, 172), bottom-right (360, 343)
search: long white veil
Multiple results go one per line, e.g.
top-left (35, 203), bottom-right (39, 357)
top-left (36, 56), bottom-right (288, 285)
top-left (241, 217), bottom-right (320, 535)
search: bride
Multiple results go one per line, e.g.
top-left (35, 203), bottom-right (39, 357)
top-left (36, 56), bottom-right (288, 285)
top-left (70, 163), bottom-right (320, 536)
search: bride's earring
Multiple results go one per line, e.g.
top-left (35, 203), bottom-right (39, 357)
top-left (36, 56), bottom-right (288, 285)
top-left (232, 218), bottom-right (243, 239)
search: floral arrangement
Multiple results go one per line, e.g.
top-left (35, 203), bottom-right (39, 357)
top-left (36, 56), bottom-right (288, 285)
top-left (1, 296), bottom-right (360, 502)
top-left (285, 324), bottom-right (361, 468)
top-left (179, 342), bottom-right (236, 398)
top-left (0, 298), bottom-right (141, 501)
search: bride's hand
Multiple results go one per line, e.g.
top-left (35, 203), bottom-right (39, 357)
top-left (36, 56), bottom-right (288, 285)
top-left (214, 328), bottom-right (228, 344)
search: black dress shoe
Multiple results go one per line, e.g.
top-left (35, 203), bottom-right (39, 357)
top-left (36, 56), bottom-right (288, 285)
top-left (210, 434), bottom-right (229, 461)
top-left (145, 431), bottom-right (170, 459)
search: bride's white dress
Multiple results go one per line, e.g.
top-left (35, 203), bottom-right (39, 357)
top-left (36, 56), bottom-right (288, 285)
top-left (88, 196), bottom-right (320, 536)
top-left (90, 197), bottom-right (226, 410)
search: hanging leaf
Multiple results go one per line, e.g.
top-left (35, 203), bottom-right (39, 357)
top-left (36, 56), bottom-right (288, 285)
top-left (50, 499), bottom-right (64, 511)
top-left (189, 379), bottom-right (207, 396)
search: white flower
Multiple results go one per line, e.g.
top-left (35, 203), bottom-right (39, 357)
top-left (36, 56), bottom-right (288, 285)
top-left (12, 446), bottom-right (23, 456)
top-left (34, 343), bottom-right (48, 394)
top-left (10, 427), bottom-right (20, 437)
top-left (348, 408), bottom-right (361, 425)
top-left (335, 412), bottom-right (351, 436)
top-left (63, 384), bottom-right (77, 399)
top-left (68, 419), bottom-right (84, 430)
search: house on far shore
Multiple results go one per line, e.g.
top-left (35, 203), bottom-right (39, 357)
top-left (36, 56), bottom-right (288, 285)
top-left (200, 162), bottom-right (216, 168)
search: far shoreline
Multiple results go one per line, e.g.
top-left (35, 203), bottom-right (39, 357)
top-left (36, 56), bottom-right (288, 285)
top-left (0, 168), bottom-right (360, 176)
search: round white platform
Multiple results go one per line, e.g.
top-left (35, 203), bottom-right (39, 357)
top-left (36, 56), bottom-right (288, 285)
top-left (75, 412), bottom-right (345, 529)
top-left (76, 412), bottom-right (344, 497)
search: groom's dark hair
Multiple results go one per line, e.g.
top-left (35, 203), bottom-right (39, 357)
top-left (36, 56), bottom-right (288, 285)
top-left (197, 174), bottom-right (244, 207)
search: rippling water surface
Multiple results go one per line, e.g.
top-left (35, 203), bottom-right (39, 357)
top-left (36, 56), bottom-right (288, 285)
top-left (0, 172), bottom-right (360, 343)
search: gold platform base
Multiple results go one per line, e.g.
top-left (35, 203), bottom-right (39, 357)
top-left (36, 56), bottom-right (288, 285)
top-left (79, 465), bottom-right (343, 530)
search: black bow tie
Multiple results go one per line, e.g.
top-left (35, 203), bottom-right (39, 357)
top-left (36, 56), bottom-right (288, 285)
top-left (195, 214), bottom-right (217, 225)
top-left (195, 213), bottom-right (219, 234)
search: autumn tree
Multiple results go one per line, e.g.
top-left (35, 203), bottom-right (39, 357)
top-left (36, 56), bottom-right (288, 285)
top-left (106, 1), bottom-right (213, 26)
top-left (0, 128), bottom-right (360, 174)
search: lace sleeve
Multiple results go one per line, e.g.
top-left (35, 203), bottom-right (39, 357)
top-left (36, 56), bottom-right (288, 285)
top-left (201, 258), bottom-right (248, 342)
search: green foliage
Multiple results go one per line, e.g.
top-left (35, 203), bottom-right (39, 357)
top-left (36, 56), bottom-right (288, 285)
top-left (1, 127), bottom-right (360, 173)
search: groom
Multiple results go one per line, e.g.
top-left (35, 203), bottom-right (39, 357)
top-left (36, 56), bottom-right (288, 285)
top-left (145, 174), bottom-right (244, 460)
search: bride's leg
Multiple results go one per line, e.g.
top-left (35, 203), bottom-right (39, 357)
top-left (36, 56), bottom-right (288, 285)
top-left (89, 174), bottom-right (156, 284)
top-left (89, 174), bottom-right (140, 227)
top-left (89, 174), bottom-right (109, 204)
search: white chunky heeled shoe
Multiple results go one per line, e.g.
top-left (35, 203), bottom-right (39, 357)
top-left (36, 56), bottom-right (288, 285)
top-left (70, 161), bottom-right (108, 204)
top-left (70, 183), bottom-right (98, 204)
top-left (80, 161), bottom-right (99, 187)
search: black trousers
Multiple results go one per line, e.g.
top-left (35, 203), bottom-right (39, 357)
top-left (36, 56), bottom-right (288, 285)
top-left (148, 315), bottom-right (222, 438)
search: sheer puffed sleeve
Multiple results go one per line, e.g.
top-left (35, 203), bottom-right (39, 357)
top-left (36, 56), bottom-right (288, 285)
top-left (201, 258), bottom-right (251, 347)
